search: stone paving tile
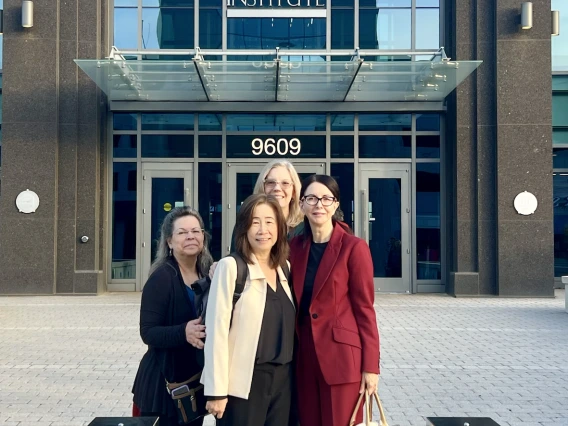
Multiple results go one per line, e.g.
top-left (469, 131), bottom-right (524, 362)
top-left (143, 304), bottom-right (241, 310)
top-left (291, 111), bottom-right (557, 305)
top-left (0, 291), bottom-right (567, 426)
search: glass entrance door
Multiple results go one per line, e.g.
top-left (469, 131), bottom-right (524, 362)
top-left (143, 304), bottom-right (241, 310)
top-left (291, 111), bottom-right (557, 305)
top-left (360, 164), bottom-right (411, 293)
top-left (226, 162), bottom-right (325, 254)
top-left (141, 163), bottom-right (193, 288)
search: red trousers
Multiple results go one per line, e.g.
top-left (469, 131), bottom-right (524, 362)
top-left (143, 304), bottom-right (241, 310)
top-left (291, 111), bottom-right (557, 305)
top-left (297, 320), bottom-right (363, 426)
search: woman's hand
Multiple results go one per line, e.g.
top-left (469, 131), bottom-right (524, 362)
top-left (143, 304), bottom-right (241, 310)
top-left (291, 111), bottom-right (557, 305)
top-left (206, 398), bottom-right (228, 419)
top-left (208, 262), bottom-right (218, 280)
top-left (359, 371), bottom-right (379, 395)
top-left (185, 318), bottom-right (206, 349)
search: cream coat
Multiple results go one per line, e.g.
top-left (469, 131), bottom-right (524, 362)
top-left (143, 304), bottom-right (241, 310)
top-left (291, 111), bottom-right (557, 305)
top-left (201, 254), bottom-right (294, 400)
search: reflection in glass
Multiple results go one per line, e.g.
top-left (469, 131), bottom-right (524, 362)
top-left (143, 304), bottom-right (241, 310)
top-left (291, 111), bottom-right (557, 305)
top-left (359, 135), bottom-right (411, 158)
top-left (226, 114), bottom-right (326, 131)
top-left (199, 114), bottom-right (222, 131)
top-left (553, 94), bottom-right (568, 126)
top-left (554, 173), bottom-right (568, 276)
top-left (359, 8), bottom-right (411, 50)
top-left (368, 178), bottom-right (402, 278)
top-left (200, 8), bottom-right (222, 49)
top-left (553, 130), bottom-right (568, 146)
top-left (416, 163), bottom-right (441, 280)
top-left (142, 113), bottom-right (194, 130)
top-left (331, 163), bottom-right (354, 230)
top-left (236, 173), bottom-right (259, 218)
top-left (142, 135), bottom-right (194, 158)
top-left (112, 163), bottom-right (137, 279)
top-left (114, 135), bottom-right (137, 158)
top-left (151, 178), bottom-right (185, 262)
top-left (369, 0), bottom-right (411, 6)
top-left (552, 0), bottom-right (568, 71)
top-left (141, 7), bottom-right (194, 49)
top-left (331, 136), bottom-right (354, 158)
top-left (331, 114), bottom-right (354, 131)
top-left (144, 0), bottom-right (195, 5)
top-left (199, 135), bottom-right (222, 158)
top-left (199, 163), bottom-right (222, 260)
top-left (114, 8), bottom-right (138, 48)
top-left (331, 9), bottom-right (354, 49)
top-left (416, 8), bottom-right (439, 49)
top-left (227, 18), bottom-right (326, 50)
top-left (416, 0), bottom-right (439, 6)
top-left (113, 113), bottom-right (137, 130)
top-left (359, 114), bottom-right (411, 131)
top-left (416, 135), bottom-right (440, 159)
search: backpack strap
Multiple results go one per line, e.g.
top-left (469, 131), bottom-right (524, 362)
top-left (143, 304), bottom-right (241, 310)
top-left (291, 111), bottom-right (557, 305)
top-left (228, 253), bottom-right (248, 322)
top-left (281, 261), bottom-right (290, 282)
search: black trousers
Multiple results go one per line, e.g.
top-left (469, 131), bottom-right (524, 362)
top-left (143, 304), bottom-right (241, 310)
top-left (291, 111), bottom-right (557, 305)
top-left (217, 363), bottom-right (293, 426)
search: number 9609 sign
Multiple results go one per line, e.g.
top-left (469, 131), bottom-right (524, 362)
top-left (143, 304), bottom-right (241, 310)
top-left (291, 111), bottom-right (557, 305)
top-left (251, 138), bottom-right (302, 156)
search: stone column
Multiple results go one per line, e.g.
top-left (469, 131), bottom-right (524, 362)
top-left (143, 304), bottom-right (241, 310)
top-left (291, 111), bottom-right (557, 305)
top-left (0, 0), bottom-right (106, 294)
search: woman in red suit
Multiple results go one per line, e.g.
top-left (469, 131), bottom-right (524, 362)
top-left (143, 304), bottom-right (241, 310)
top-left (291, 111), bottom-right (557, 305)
top-left (289, 174), bottom-right (380, 426)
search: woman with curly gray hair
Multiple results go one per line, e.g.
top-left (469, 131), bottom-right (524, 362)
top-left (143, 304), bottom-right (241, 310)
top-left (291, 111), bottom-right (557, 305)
top-left (132, 206), bottom-right (214, 426)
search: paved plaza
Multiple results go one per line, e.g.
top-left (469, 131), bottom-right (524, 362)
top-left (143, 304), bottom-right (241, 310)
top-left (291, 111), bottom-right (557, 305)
top-left (0, 291), bottom-right (567, 426)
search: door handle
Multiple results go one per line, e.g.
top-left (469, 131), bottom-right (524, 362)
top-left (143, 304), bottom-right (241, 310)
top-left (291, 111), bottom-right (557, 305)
top-left (184, 188), bottom-right (190, 207)
top-left (361, 189), bottom-right (368, 241)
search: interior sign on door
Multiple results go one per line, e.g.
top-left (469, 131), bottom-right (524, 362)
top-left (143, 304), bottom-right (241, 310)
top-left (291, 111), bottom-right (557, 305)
top-left (251, 138), bottom-right (302, 156)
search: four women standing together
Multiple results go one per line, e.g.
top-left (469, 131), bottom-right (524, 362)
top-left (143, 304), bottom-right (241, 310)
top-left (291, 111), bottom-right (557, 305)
top-left (133, 159), bottom-right (381, 426)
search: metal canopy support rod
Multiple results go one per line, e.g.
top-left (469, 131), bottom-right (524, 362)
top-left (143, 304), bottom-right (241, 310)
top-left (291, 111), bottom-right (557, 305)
top-left (192, 59), bottom-right (210, 102)
top-left (343, 59), bottom-right (364, 102)
top-left (274, 59), bottom-right (281, 102)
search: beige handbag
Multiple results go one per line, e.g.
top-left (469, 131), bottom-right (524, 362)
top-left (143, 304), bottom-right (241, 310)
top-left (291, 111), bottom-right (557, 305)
top-left (349, 391), bottom-right (389, 426)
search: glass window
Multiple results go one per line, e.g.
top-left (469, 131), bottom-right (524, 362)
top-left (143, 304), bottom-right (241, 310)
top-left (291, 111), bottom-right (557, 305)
top-left (552, 0), bottom-right (568, 71)
top-left (227, 18), bottom-right (326, 50)
top-left (359, 135), bottom-right (411, 158)
top-left (331, 9), bottom-right (354, 49)
top-left (368, 0), bottom-right (410, 6)
top-left (554, 130), bottom-right (568, 146)
top-left (199, 135), bottom-right (222, 158)
top-left (359, 8), bottom-right (411, 50)
top-left (553, 75), bottom-right (568, 91)
top-left (141, 7), bottom-right (194, 49)
top-left (200, 7), bottom-right (222, 49)
top-left (114, 8), bottom-right (138, 49)
top-left (331, 163), bottom-right (355, 230)
top-left (554, 148), bottom-right (568, 168)
top-left (199, 163), bottom-right (223, 261)
top-left (115, 0), bottom-right (138, 5)
top-left (417, 0), bottom-right (439, 6)
top-left (415, 8), bottom-right (439, 49)
top-left (331, 114), bottom-right (354, 131)
top-left (142, 113), bottom-right (194, 130)
top-left (141, 135), bottom-right (194, 158)
top-left (554, 173), bottom-right (568, 276)
top-left (113, 113), bottom-right (137, 131)
top-left (359, 114), bottom-right (411, 131)
top-left (416, 135), bottom-right (440, 159)
top-left (143, 0), bottom-right (195, 7)
top-left (331, 136), bottom-right (354, 158)
top-left (199, 114), bottom-right (222, 131)
top-left (416, 113), bottom-right (440, 131)
top-left (226, 135), bottom-right (325, 158)
top-left (113, 135), bottom-right (137, 158)
top-left (553, 94), bottom-right (568, 127)
top-left (112, 163), bottom-right (137, 279)
top-left (226, 114), bottom-right (326, 131)
top-left (416, 163), bottom-right (441, 280)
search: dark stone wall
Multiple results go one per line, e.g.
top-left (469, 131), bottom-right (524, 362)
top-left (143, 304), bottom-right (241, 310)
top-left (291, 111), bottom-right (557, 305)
top-left (447, 0), bottom-right (554, 296)
top-left (0, 0), bottom-right (107, 294)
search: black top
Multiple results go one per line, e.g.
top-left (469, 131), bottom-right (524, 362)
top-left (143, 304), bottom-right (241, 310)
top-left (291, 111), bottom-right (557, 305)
top-left (299, 242), bottom-right (328, 317)
top-left (132, 259), bottom-right (203, 418)
top-left (255, 277), bottom-right (296, 365)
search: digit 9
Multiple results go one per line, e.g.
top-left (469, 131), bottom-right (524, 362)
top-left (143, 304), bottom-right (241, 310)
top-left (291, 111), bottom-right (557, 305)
top-left (251, 138), bottom-right (263, 156)
top-left (289, 138), bottom-right (301, 156)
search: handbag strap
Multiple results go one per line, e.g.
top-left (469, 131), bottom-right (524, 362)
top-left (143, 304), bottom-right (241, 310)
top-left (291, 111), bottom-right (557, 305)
top-left (349, 391), bottom-right (389, 426)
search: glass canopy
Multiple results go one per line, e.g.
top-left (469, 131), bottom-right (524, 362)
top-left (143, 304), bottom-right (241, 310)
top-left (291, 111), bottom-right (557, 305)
top-left (74, 58), bottom-right (482, 102)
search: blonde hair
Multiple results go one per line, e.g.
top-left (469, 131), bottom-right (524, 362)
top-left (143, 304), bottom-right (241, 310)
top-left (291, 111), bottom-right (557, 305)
top-left (253, 160), bottom-right (303, 228)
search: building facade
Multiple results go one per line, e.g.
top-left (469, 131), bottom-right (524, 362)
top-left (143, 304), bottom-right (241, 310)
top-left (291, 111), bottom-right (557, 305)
top-left (0, 0), bottom-right (556, 296)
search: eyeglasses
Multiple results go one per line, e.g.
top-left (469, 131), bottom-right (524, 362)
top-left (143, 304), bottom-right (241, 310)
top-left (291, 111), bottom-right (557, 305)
top-left (175, 229), bottom-right (204, 238)
top-left (264, 179), bottom-right (293, 190)
top-left (302, 195), bottom-right (337, 207)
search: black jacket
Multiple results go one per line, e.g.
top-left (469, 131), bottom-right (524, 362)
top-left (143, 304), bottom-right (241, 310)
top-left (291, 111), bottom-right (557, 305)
top-left (132, 258), bottom-right (202, 417)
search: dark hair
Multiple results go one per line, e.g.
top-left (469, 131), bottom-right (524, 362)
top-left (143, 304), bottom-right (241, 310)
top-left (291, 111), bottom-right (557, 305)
top-left (300, 174), bottom-right (351, 237)
top-left (234, 194), bottom-right (290, 269)
top-left (149, 207), bottom-right (214, 278)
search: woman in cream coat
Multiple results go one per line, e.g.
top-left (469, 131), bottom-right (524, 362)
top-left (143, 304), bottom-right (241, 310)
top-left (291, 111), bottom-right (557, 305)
top-left (202, 193), bottom-right (294, 426)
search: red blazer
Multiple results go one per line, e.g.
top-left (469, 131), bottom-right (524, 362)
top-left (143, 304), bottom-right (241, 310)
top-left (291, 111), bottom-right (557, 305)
top-left (290, 221), bottom-right (380, 386)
